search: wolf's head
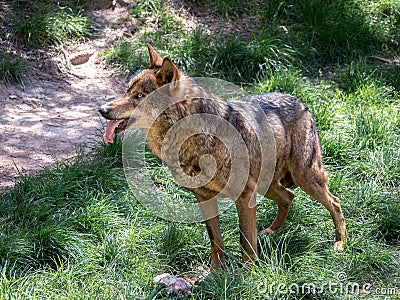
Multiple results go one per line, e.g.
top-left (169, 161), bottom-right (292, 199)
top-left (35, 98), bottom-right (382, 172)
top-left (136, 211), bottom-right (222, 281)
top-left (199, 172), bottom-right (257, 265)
top-left (99, 43), bottom-right (182, 143)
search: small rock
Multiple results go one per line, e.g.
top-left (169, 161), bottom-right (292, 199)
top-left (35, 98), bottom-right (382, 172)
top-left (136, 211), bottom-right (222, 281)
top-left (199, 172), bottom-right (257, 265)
top-left (154, 273), bottom-right (191, 298)
top-left (70, 51), bottom-right (95, 66)
top-left (9, 95), bottom-right (18, 100)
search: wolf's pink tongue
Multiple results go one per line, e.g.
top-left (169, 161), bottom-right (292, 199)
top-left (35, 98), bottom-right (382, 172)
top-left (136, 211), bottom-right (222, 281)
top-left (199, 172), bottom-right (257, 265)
top-left (104, 119), bottom-right (124, 143)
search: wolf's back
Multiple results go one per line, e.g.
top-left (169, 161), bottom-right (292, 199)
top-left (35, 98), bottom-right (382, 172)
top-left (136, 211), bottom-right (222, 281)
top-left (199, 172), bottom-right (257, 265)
top-left (243, 92), bottom-right (309, 125)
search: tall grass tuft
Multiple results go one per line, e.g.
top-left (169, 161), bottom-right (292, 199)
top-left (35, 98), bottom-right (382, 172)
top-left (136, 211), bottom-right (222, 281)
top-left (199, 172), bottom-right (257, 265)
top-left (0, 51), bottom-right (28, 84)
top-left (13, 1), bottom-right (93, 48)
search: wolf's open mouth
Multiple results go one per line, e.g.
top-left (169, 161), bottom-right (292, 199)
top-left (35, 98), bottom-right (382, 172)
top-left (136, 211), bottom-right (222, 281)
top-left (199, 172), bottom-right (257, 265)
top-left (104, 119), bottom-right (128, 143)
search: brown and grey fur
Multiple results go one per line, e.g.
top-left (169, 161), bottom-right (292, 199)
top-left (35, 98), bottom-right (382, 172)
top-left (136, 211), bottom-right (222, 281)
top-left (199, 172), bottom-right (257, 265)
top-left (99, 43), bottom-right (347, 269)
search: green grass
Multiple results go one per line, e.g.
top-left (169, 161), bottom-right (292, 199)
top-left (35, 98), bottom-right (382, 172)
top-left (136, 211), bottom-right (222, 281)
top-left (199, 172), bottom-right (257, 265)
top-left (103, 0), bottom-right (400, 82)
top-left (7, 0), bottom-right (94, 48)
top-left (102, 0), bottom-right (298, 83)
top-left (0, 1), bottom-right (94, 84)
top-left (0, 51), bottom-right (29, 84)
top-left (1, 0), bottom-right (400, 299)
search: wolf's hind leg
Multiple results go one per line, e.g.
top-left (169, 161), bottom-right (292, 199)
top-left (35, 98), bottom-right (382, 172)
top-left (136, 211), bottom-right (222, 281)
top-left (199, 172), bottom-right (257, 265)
top-left (259, 182), bottom-right (294, 235)
top-left (290, 115), bottom-right (347, 251)
top-left (292, 168), bottom-right (347, 251)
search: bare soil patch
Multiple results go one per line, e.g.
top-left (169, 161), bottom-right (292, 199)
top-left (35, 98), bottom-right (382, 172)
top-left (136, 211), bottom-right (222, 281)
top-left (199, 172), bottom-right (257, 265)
top-left (0, 0), bottom-right (255, 191)
top-left (0, 2), bottom-right (133, 191)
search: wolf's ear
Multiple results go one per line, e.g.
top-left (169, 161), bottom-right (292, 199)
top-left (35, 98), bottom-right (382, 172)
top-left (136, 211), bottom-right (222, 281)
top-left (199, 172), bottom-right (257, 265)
top-left (147, 43), bottom-right (163, 68)
top-left (155, 58), bottom-right (180, 85)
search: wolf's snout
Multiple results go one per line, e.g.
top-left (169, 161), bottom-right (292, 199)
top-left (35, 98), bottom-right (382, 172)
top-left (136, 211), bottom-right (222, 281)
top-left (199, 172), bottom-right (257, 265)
top-left (99, 106), bottom-right (110, 117)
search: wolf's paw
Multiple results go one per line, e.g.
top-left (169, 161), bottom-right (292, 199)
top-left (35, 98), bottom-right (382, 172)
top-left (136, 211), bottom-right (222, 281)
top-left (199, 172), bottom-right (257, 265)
top-left (334, 241), bottom-right (344, 252)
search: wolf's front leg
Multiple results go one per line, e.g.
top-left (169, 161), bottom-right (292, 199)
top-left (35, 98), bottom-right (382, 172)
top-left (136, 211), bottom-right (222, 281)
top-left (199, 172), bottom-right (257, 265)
top-left (204, 215), bottom-right (225, 269)
top-left (197, 193), bottom-right (225, 269)
top-left (235, 179), bottom-right (258, 263)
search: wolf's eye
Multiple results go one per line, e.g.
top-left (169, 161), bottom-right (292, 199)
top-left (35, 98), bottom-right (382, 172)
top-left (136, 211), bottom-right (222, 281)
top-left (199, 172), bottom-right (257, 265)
top-left (135, 93), bottom-right (144, 99)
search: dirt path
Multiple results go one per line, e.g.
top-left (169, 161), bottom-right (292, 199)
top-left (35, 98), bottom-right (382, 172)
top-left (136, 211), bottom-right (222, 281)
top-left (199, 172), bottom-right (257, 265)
top-left (0, 3), bottom-right (132, 191)
top-left (0, 0), bottom-right (256, 191)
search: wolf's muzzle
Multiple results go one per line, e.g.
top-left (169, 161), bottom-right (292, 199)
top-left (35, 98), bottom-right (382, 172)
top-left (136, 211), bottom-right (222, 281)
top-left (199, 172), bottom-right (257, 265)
top-left (99, 106), bottom-right (110, 117)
